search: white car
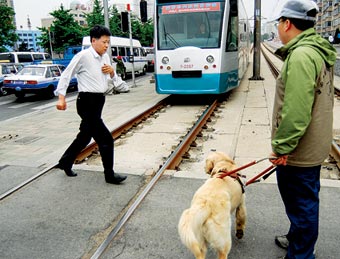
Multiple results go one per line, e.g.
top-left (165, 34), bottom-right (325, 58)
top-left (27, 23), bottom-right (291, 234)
top-left (0, 63), bottom-right (24, 95)
top-left (3, 64), bottom-right (77, 99)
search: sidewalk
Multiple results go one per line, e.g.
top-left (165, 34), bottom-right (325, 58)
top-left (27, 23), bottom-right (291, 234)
top-left (0, 76), bottom-right (163, 169)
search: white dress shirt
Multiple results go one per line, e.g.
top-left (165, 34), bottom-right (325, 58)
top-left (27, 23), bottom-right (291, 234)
top-left (55, 47), bottom-right (111, 96)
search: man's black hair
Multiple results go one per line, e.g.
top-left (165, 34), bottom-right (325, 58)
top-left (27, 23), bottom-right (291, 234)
top-left (90, 25), bottom-right (112, 41)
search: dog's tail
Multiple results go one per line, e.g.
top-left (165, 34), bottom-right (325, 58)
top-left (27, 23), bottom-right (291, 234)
top-left (178, 206), bottom-right (210, 257)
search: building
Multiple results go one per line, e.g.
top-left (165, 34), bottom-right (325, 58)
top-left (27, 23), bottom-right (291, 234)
top-left (15, 29), bottom-right (43, 52)
top-left (262, 0), bottom-right (340, 43)
top-left (41, 0), bottom-right (92, 29)
top-left (315, 0), bottom-right (340, 40)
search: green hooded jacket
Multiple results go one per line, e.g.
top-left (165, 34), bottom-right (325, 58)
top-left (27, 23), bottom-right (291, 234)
top-left (272, 28), bottom-right (337, 166)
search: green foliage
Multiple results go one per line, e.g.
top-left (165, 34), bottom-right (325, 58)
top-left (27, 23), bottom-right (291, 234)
top-left (136, 19), bottom-right (154, 46)
top-left (85, 0), bottom-right (104, 30)
top-left (35, 2), bottom-right (155, 55)
top-left (18, 41), bottom-right (28, 51)
top-left (109, 6), bottom-right (126, 37)
top-left (0, 5), bottom-right (19, 52)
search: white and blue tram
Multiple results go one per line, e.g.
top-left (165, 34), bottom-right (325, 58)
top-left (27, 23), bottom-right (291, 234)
top-left (154, 0), bottom-right (250, 94)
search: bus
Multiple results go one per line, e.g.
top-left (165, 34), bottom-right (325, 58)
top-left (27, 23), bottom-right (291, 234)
top-left (82, 36), bottom-right (148, 79)
top-left (63, 46), bottom-right (82, 59)
top-left (0, 52), bottom-right (51, 64)
top-left (154, 0), bottom-right (250, 94)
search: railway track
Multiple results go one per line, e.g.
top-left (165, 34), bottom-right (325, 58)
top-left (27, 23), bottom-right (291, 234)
top-left (0, 97), bottom-right (169, 201)
top-left (90, 99), bottom-right (221, 258)
top-left (0, 91), bottom-right (226, 258)
top-left (2, 47), bottom-right (339, 258)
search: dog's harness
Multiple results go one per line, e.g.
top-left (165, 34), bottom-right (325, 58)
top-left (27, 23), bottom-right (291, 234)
top-left (216, 158), bottom-right (277, 192)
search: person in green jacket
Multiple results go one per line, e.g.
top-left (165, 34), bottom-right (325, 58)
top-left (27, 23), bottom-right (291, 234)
top-left (269, 1), bottom-right (337, 259)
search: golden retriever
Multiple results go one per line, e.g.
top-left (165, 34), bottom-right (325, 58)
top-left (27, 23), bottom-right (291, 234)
top-left (178, 151), bottom-right (246, 259)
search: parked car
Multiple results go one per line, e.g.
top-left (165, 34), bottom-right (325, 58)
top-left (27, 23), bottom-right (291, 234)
top-left (0, 76), bottom-right (4, 96)
top-left (0, 62), bottom-right (24, 76)
top-left (0, 63), bottom-right (24, 96)
top-left (143, 47), bottom-right (154, 72)
top-left (2, 64), bottom-right (77, 99)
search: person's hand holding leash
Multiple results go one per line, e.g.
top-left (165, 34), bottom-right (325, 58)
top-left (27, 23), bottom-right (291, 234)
top-left (269, 152), bottom-right (288, 166)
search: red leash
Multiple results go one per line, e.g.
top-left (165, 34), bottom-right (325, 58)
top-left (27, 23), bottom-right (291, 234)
top-left (245, 165), bottom-right (276, 186)
top-left (217, 157), bottom-right (277, 186)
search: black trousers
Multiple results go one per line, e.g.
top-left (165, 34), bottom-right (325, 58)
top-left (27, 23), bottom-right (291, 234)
top-left (59, 92), bottom-right (114, 174)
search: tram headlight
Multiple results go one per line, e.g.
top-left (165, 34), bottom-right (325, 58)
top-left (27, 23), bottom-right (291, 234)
top-left (162, 56), bottom-right (170, 64)
top-left (206, 55), bottom-right (214, 63)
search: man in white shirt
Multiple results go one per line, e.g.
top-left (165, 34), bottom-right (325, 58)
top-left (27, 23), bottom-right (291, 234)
top-left (55, 25), bottom-right (127, 184)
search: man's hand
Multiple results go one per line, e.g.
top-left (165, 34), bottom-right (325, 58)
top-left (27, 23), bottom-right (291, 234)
top-left (102, 63), bottom-right (114, 78)
top-left (56, 94), bottom-right (67, 110)
top-left (269, 152), bottom-right (288, 166)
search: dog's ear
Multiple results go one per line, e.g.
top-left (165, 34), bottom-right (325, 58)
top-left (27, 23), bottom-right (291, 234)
top-left (205, 159), bottom-right (214, 175)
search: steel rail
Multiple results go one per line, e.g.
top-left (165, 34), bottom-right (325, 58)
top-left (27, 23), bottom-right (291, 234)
top-left (90, 100), bottom-right (219, 259)
top-left (0, 97), bottom-right (169, 202)
top-left (330, 140), bottom-right (340, 170)
top-left (0, 164), bottom-right (57, 201)
top-left (75, 98), bottom-right (168, 163)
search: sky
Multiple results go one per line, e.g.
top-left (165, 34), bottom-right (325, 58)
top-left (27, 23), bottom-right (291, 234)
top-left (13, 0), bottom-right (281, 30)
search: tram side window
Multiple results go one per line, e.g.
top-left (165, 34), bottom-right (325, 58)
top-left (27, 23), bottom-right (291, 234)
top-left (226, 0), bottom-right (238, 52)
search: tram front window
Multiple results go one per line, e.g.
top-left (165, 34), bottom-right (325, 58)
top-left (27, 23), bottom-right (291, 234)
top-left (157, 2), bottom-right (224, 50)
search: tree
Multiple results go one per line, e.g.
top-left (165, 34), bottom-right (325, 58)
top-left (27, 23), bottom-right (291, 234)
top-left (18, 41), bottom-right (29, 51)
top-left (38, 4), bottom-right (83, 56)
top-left (0, 4), bottom-right (18, 52)
top-left (129, 15), bottom-right (154, 46)
top-left (109, 6), bottom-right (126, 37)
top-left (84, 1), bottom-right (155, 46)
top-left (85, 0), bottom-right (104, 31)
top-left (138, 19), bottom-right (154, 46)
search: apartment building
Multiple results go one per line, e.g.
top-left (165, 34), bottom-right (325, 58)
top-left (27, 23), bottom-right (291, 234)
top-left (316, 0), bottom-right (340, 40)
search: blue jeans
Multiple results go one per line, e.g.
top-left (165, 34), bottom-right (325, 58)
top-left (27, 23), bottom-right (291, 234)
top-left (276, 165), bottom-right (320, 259)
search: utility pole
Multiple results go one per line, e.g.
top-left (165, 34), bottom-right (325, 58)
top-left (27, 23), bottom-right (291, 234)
top-left (127, 4), bottom-right (136, 87)
top-left (27, 15), bottom-right (31, 51)
top-left (103, 0), bottom-right (111, 59)
top-left (48, 27), bottom-right (54, 59)
top-left (249, 0), bottom-right (264, 80)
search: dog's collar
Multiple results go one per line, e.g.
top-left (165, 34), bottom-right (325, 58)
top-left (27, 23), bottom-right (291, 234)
top-left (213, 170), bottom-right (245, 193)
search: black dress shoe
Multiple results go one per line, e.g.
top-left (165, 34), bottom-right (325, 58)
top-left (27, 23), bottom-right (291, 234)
top-left (63, 168), bottom-right (77, 177)
top-left (57, 163), bottom-right (77, 177)
top-left (275, 235), bottom-right (289, 250)
top-left (105, 173), bottom-right (127, 184)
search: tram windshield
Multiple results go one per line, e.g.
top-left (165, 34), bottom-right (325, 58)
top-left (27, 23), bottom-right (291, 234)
top-left (157, 1), bottom-right (225, 50)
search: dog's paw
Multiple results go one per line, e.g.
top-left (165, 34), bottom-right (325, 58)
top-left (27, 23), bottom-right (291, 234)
top-left (236, 229), bottom-right (244, 239)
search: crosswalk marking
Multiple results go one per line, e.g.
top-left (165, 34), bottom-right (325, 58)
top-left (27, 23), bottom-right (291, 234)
top-left (0, 94), bottom-right (78, 110)
top-left (0, 100), bottom-right (13, 106)
top-left (8, 102), bottom-right (32, 109)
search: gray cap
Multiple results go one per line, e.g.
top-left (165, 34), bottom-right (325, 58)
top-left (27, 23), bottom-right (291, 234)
top-left (271, 0), bottom-right (318, 21)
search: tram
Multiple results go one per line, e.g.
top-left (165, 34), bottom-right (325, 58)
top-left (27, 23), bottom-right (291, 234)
top-left (154, 0), bottom-right (250, 94)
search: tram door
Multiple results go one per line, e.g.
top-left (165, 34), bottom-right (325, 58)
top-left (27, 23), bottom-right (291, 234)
top-left (224, 0), bottom-right (238, 82)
